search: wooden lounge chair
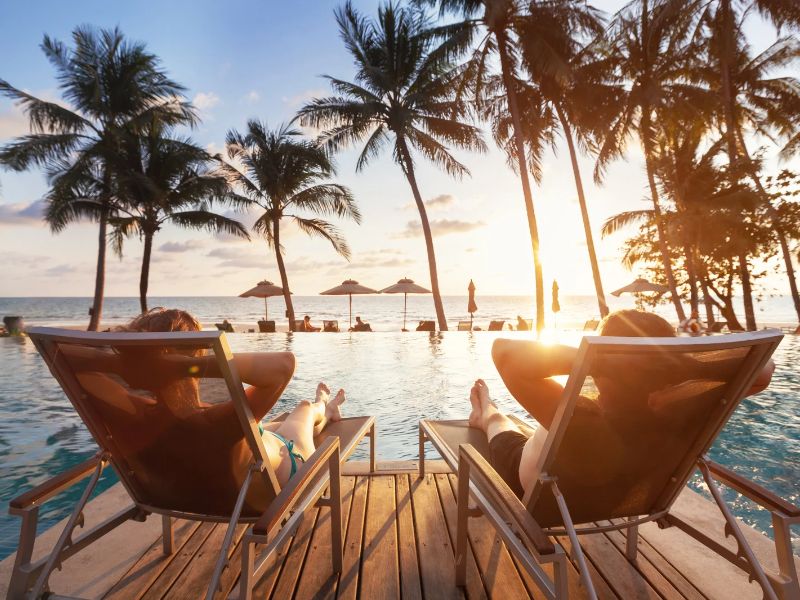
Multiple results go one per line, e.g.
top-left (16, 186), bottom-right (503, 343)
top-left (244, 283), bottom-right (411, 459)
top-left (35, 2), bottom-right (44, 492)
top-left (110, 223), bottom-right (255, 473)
top-left (323, 320), bottom-right (339, 332)
top-left (10, 328), bottom-right (376, 600)
top-left (215, 321), bottom-right (234, 333)
top-left (419, 331), bottom-right (797, 600)
top-left (257, 319), bottom-right (276, 333)
top-left (457, 321), bottom-right (472, 331)
top-left (416, 320), bottom-right (435, 332)
top-left (583, 318), bottom-right (599, 331)
top-left (488, 320), bottom-right (505, 331)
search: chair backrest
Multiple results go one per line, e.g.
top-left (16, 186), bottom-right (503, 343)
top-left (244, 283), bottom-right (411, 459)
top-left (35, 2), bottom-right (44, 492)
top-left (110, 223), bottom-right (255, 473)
top-left (323, 320), bottom-right (339, 332)
top-left (294, 320), bottom-right (306, 331)
top-left (258, 320), bottom-right (276, 333)
top-left (583, 319), bottom-right (599, 331)
top-left (215, 322), bottom-right (234, 333)
top-left (523, 330), bottom-right (783, 528)
top-left (457, 321), bottom-right (471, 331)
top-left (27, 328), bottom-right (282, 519)
top-left (416, 320), bottom-right (435, 332)
top-left (488, 320), bottom-right (505, 331)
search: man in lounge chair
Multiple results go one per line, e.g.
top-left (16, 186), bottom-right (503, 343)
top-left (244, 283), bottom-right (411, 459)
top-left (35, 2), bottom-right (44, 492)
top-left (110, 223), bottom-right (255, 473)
top-left (66, 308), bottom-right (346, 488)
top-left (350, 315), bottom-right (372, 332)
top-left (467, 309), bottom-right (776, 498)
top-left (302, 315), bottom-right (321, 332)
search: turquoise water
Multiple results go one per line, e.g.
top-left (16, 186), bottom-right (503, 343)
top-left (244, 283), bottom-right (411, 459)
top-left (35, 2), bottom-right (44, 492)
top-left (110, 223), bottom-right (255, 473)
top-left (0, 330), bottom-right (798, 559)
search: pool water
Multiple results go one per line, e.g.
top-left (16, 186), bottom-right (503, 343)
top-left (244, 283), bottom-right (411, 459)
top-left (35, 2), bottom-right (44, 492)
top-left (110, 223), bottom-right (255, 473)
top-left (0, 331), bottom-right (797, 559)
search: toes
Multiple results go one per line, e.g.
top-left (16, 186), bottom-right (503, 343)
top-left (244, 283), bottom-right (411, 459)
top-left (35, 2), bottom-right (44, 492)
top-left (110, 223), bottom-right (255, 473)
top-left (334, 389), bottom-right (346, 405)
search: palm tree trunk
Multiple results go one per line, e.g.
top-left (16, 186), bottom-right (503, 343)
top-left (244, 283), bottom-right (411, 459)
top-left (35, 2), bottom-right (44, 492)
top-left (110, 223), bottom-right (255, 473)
top-left (640, 116), bottom-right (686, 321)
top-left (738, 251), bottom-right (757, 330)
top-left (495, 31), bottom-right (545, 333)
top-left (699, 274), bottom-right (716, 324)
top-left (396, 136), bottom-right (448, 331)
top-left (736, 128), bottom-right (800, 323)
top-left (273, 218), bottom-right (296, 332)
top-left (88, 203), bottom-right (108, 331)
top-left (685, 246), bottom-right (699, 313)
top-left (557, 107), bottom-right (608, 317)
top-left (139, 231), bottom-right (153, 314)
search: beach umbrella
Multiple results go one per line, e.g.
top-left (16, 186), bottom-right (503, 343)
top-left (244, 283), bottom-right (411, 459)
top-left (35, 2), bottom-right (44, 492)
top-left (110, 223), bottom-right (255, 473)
top-left (320, 279), bottom-right (379, 328)
top-left (467, 279), bottom-right (478, 329)
top-left (380, 277), bottom-right (431, 331)
top-left (611, 277), bottom-right (668, 309)
top-left (551, 280), bottom-right (561, 314)
top-left (238, 280), bottom-right (287, 320)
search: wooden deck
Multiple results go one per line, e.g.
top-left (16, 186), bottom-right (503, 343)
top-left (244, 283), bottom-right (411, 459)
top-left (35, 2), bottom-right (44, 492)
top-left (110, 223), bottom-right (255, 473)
top-left (0, 461), bottom-right (795, 599)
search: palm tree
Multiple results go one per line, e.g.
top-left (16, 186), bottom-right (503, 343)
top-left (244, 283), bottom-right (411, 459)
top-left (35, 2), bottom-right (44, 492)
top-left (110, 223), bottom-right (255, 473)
top-left (513, 8), bottom-right (615, 318)
top-left (0, 26), bottom-right (194, 330)
top-left (223, 121), bottom-right (360, 332)
top-left (299, 2), bottom-right (486, 331)
top-left (108, 128), bottom-right (250, 313)
top-left (596, 0), bottom-right (709, 322)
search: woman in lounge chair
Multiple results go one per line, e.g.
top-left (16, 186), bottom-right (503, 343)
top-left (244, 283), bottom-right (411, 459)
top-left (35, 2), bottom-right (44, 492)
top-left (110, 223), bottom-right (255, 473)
top-left (66, 308), bottom-right (346, 489)
top-left (468, 309), bottom-right (776, 498)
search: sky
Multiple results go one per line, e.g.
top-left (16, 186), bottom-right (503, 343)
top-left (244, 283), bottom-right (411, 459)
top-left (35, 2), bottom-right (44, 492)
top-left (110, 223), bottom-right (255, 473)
top-left (0, 0), bottom-right (795, 298)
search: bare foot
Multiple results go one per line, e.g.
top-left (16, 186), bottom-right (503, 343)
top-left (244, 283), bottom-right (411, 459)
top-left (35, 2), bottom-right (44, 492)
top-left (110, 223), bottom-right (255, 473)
top-left (468, 380), bottom-right (483, 428)
top-left (474, 379), bottom-right (492, 412)
top-left (325, 389), bottom-right (346, 422)
top-left (315, 382), bottom-right (330, 405)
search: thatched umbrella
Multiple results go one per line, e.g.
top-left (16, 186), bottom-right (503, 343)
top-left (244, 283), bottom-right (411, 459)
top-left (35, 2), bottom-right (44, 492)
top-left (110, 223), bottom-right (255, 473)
top-left (611, 278), bottom-right (668, 310)
top-left (238, 280), bottom-right (287, 320)
top-left (320, 279), bottom-right (380, 328)
top-left (381, 277), bottom-right (431, 331)
top-left (467, 279), bottom-right (478, 329)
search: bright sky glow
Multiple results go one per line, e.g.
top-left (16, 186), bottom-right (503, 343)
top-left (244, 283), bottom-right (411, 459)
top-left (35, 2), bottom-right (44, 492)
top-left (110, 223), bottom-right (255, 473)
top-left (0, 0), bottom-right (795, 297)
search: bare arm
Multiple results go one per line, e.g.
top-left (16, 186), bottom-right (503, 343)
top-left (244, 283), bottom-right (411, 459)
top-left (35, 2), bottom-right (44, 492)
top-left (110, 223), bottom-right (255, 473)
top-left (491, 340), bottom-right (579, 428)
top-left (233, 352), bottom-right (296, 421)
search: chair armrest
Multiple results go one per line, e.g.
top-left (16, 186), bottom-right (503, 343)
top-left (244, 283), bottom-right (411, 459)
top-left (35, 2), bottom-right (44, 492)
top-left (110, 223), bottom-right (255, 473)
top-left (459, 444), bottom-right (555, 556)
top-left (9, 454), bottom-right (103, 510)
top-left (705, 459), bottom-right (800, 517)
top-left (253, 436), bottom-right (340, 536)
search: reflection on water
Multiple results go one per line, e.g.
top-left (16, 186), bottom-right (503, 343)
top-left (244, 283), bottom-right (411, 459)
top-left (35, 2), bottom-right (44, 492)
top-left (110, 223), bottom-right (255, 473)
top-left (0, 330), bottom-right (797, 558)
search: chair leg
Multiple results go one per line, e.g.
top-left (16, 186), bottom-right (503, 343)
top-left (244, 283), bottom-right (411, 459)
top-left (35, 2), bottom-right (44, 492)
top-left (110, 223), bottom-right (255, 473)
top-left (418, 427), bottom-right (426, 479)
top-left (162, 515), bottom-right (174, 555)
top-left (6, 506), bottom-right (39, 600)
top-left (553, 554), bottom-right (569, 599)
top-left (550, 481), bottom-right (598, 600)
top-left (330, 450), bottom-right (343, 573)
top-left (772, 513), bottom-right (800, 600)
top-left (455, 459), bottom-right (470, 587)
top-left (625, 521), bottom-right (639, 562)
top-left (369, 421), bottom-right (377, 473)
top-left (239, 534), bottom-right (255, 600)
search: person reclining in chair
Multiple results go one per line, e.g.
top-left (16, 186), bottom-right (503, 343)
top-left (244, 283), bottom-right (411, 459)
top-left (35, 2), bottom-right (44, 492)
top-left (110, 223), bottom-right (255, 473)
top-left (468, 309), bottom-right (776, 499)
top-left (63, 308), bottom-right (347, 494)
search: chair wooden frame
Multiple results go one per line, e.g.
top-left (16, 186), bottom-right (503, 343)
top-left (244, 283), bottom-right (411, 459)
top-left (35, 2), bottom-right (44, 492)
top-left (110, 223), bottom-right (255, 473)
top-left (9, 328), bottom-right (376, 600)
top-left (420, 331), bottom-right (798, 600)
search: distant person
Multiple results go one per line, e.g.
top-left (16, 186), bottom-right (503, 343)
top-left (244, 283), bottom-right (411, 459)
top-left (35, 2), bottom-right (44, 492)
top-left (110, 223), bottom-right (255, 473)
top-left (464, 309), bottom-right (775, 498)
top-left (303, 315), bottom-right (320, 332)
top-left (678, 310), bottom-right (703, 336)
top-left (516, 315), bottom-right (530, 331)
top-left (350, 316), bottom-right (372, 332)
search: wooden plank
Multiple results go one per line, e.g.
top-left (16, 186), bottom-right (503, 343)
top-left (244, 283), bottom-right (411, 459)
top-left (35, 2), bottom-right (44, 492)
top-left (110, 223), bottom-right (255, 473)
top-left (438, 474), bottom-right (529, 600)
top-left (294, 476), bottom-right (357, 600)
top-left (162, 524), bottom-right (246, 599)
top-left (104, 519), bottom-right (201, 600)
top-left (601, 521), bottom-right (707, 600)
top-left (434, 474), bottom-right (488, 600)
top-left (248, 522), bottom-right (298, 599)
top-left (336, 475), bottom-right (370, 600)
top-left (395, 474), bottom-right (424, 600)
top-left (552, 532), bottom-right (619, 600)
top-left (139, 522), bottom-right (217, 600)
top-left (269, 505), bottom-right (322, 599)
top-left (360, 475), bottom-right (401, 599)
top-left (343, 459), bottom-right (453, 476)
top-left (409, 473), bottom-right (464, 600)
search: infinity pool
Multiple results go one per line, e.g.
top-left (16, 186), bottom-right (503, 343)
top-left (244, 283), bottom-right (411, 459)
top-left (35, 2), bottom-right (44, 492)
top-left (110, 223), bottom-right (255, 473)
top-left (0, 331), bottom-right (797, 558)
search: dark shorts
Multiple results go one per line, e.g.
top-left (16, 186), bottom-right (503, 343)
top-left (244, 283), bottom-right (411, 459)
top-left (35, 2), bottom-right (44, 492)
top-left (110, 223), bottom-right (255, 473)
top-left (489, 430), bottom-right (529, 498)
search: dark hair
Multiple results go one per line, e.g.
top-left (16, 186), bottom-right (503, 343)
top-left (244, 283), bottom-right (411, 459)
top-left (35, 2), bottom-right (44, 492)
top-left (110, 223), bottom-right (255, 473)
top-left (598, 310), bottom-right (675, 338)
top-left (119, 308), bottom-right (201, 333)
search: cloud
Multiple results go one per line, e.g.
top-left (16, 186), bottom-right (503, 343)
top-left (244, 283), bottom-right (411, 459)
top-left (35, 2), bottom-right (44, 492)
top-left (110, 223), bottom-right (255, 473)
top-left (0, 104), bottom-right (29, 138)
top-left (282, 88), bottom-right (327, 109)
top-left (0, 200), bottom-right (46, 225)
top-left (243, 90), bottom-right (260, 103)
top-left (206, 247), bottom-right (266, 270)
top-left (193, 92), bottom-right (220, 116)
top-left (403, 193), bottom-right (457, 212)
top-left (159, 240), bottom-right (205, 253)
top-left (395, 219), bottom-right (485, 239)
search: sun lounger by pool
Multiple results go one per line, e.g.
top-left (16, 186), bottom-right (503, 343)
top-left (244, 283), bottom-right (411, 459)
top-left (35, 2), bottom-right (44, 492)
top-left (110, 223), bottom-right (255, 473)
top-left (457, 321), bottom-right (472, 331)
top-left (416, 320), bottom-right (435, 332)
top-left (10, 328), bottom-right (376, 600)
top-left (323, 320), bottom-right (340, 332)
top-left (487, 320), bottom-right (505, 331)
top-left (257, 319), bottom-right (276, 333)
top-left (419, 331), bottom-right (795, 600)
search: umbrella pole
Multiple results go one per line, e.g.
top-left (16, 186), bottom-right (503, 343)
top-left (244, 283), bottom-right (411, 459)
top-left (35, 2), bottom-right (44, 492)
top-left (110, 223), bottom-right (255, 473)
top-left (349, 294), bottom-right (352, 329)
top-left (404, 293), bottom-right (407, 331)
top-left (264, 297), bottom-right (268, 321)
